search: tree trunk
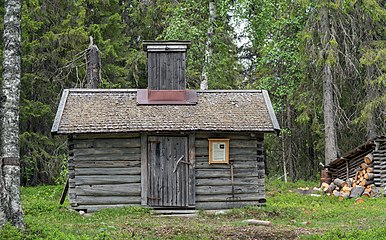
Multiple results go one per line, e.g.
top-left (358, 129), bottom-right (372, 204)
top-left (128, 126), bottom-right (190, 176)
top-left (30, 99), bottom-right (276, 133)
top-left (321, 6), bottom-right (338, 165)
top-left (0, 0), bottom-right (24, 229)
top-left (365, 65), bottom-right (377, 139)
top-left (287, 102), bottom-right (295, 182)
top-left (200, 0), bottom-right (215, 90)
top-left (281, 137), bottom-right (287, 183)
top-left (86, 36), bottom-right (101, 89)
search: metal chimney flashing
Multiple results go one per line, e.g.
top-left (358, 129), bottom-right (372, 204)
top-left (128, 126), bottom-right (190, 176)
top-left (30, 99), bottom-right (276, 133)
top-left (137, 89), bottom-right (197, 105)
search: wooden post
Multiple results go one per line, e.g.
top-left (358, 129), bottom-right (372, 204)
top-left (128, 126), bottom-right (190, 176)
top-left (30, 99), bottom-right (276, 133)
top-left (140, 133), bottom-right (148, 206)
top-left (188, 133), bottom-right (196, 206)
top-left (86, 36), bottom-right (101, 88)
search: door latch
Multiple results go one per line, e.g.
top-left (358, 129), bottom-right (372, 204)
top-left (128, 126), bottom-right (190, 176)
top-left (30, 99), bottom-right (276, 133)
top-left (173, 155), bottom-right (186, 173)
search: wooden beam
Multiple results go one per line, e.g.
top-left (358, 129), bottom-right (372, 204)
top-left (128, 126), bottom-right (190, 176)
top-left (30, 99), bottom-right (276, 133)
top-left (141, 133), bottom-right (148, 206)
top-left (188, 133), bottom-right (196, 206)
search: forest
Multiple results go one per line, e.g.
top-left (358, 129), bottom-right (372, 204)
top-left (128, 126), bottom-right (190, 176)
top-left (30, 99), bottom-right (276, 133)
top-left (0, 0), bottom-right (385, 187)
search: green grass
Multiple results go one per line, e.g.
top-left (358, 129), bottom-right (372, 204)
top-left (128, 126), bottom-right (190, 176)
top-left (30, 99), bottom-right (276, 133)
top-left (1, 180), bottom-right (386, 239)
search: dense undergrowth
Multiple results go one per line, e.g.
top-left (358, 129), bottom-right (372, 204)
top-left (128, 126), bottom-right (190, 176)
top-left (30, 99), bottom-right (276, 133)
top-left (1, 180), bottom-right (386, 239)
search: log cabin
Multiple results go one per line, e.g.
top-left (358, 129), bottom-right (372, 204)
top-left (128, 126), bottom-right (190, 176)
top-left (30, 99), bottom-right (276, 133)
top-left (51, 41), bottom-right (280, 212)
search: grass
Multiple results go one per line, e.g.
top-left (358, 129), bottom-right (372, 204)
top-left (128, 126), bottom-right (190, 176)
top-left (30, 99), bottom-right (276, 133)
top-left (1, 180), bottom-right (386, 239)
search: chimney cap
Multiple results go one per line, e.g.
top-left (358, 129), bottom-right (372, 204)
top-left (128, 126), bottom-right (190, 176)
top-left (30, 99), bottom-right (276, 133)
top-left (143, 40), bottom-right (191, 51)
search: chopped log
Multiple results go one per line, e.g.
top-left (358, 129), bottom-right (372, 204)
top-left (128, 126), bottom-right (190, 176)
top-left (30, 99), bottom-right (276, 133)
top-left (361, 179), bottom-right (374, 186)
top-left (352, 182), bottom-right (357, 187)
top-left (349, 186), bottom-right (365, 198)
top-left (333, 178), bottom-right (346, 188)
top-left (360, 163), bottom-right (369, 170)
top-left (362, 191), bottom-right (371, 197)
top-left (327, 182), bottom-right (336, 193)
top-left (333, 190), bottom-right (341, 197)
top-left (358, 176), bottom-right (364, 184)
top-left (339, 192), bottom-right (350, 201)
top-left (364, 173), bottom-right (374, 180)
top-left (364, 153), bottom-right (373, 165)
top-left (355, 198), bottom-right (365, 203)
top-left (342, 186), bottom-right (351, 193)
top-left (366, 167), bottom-right (374, 173)
top-left (346, 178), bottom-right (354, 187)
top-left (321, 182), bottom-right (329, 191)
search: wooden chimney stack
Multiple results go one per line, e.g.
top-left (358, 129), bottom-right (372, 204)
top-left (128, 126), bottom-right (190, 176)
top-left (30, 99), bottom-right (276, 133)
top-left (143, 41), bottom-right (191, 90)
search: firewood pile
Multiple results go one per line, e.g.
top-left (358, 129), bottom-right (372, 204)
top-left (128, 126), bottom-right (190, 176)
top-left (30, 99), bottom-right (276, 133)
top-left (321, 153), bottom-right (377, 199)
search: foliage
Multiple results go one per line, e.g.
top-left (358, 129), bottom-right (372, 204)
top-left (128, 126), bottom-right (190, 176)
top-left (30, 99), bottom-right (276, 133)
top-left (2, 0), bottom-right (174, 185)
top-left (1, 0), bottom-right (385, 184)
top-left (161, 0), bottom-right (242, 89)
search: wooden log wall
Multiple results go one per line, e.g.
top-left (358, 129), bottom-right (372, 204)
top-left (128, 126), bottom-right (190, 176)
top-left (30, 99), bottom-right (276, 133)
top-left (68, 134), bottom-right (141, 212)
top-left (373, 141), bottom-right (386, 188)
top-left (194, 133), bottom-right (266, 209)
top-left (329, 151), bottom-right (373, 180)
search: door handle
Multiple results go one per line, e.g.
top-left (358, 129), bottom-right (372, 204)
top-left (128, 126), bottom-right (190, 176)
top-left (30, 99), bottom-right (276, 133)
top-left (173, 155), bottom-right (185, 173)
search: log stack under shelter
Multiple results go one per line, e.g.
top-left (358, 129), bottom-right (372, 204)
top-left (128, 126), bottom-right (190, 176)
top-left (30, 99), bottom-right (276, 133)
top-left (327, 136), bottom-right (386, 198)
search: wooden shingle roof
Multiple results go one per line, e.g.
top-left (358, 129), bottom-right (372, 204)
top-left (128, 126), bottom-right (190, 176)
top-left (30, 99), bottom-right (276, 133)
top-left (51, 89), bottom-right (280, 134)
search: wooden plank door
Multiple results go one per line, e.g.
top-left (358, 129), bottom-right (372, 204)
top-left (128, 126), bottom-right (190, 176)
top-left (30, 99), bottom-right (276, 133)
top-left (147, 136), bottom-right (191, 207)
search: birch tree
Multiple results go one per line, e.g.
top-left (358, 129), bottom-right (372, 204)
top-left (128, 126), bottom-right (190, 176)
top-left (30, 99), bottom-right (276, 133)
top-left (200, 0), bottom-right (215, 90)
top-left (0, 0), bottom-right (24, 228)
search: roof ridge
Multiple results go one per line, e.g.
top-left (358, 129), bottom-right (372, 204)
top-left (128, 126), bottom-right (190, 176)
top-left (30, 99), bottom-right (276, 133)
top-left (68, 88), bottom-right (138, 93)
top-left (66, 89), bottom-right (265, 94)
top-left (197, 90), bottom-right (263, 93)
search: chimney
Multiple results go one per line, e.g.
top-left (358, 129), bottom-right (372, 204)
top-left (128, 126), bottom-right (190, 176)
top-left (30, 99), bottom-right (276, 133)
top-left (137, 41), bottom-right (197, 105)
top-left (143, 40), bottom-right (191, 90)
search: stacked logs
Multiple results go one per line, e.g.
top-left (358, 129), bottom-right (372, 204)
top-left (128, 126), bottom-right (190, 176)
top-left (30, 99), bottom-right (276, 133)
top-left (322, 153), bottom-right (375, 199)
top-left (352, 153), bottom-right (374, 189)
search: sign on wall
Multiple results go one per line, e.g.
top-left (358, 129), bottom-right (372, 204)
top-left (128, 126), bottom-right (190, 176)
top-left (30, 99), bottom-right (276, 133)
top-left (208, 139), bottom-right (230, 164)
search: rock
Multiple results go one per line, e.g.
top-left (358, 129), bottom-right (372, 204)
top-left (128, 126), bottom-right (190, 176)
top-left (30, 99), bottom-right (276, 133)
top-left (214, 210), bottom-right (227, 216)
top-left (310, 194), bottom-right (321, 197)
top-left (79, 210), bottom-right (85, 216)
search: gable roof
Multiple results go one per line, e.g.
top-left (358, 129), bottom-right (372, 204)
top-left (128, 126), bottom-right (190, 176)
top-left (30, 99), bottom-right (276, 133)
top-left (51, 89), bottom-right (280, 134)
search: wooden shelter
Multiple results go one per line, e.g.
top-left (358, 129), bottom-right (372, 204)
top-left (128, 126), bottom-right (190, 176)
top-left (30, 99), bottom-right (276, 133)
top-left (52, 41), bottom-right (280, 212)
top-left (328, 136), bottom-right (386, 189)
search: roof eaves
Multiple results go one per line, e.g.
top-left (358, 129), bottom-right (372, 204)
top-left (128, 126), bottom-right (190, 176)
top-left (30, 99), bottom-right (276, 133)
top-left (51, 89), bottom-right (70, 135)
top-left (262, 90), bottom-right (280, 134)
